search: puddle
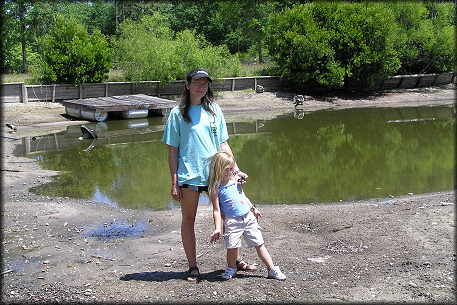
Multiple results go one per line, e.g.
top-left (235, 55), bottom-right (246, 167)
top-left (85, 219), bottom-right (148, 240)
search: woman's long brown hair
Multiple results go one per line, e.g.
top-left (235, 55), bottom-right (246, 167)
top-left (179, 75), bottom-right (216, 124)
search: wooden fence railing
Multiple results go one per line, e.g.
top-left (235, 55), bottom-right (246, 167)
top-left (1, 72), bottom-right (455, 103)
top-left (0, 76), bottom-right (290, 103)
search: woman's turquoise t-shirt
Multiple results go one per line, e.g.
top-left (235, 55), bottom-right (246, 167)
top-left (162, 103), bottom-right (229, 186)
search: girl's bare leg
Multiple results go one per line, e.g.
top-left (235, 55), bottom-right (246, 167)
top-left (227, 248), bottom-right (238, 268)
top-left (220, 213), bottom-right (253, 270)
top-left (255, 244), bottom-right (274, 270)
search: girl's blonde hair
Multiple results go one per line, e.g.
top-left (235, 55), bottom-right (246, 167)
top-left (209, 151), bottom-right (235, 196)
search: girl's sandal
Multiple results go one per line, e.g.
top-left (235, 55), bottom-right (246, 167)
top-left (186, 266), bottom-right (200, 282)
top-left (236, 258), bottom-right (257, 271)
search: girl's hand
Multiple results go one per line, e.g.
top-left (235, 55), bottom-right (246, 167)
top-left (252, 208), bottom-right (262, 221)
top-left (210, 229), bottom-right (221, 243)
top-left (236, 171), bottom-right (248, 185)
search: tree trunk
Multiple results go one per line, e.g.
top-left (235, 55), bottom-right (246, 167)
top-left (257, 41), bottom-right (263, 64)
top-left (122, 0), bottom-right (125, 22)
top-left (19, 2), bottom-right (27, 72)
top-left (21, 38), bottom-right (27, 73)
top-left (115, 0), bottom-right (118, 31)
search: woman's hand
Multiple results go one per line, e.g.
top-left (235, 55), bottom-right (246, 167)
top-left (210, 229), bottom-right (221, 243)
top-left (171, 184), bottom-right (182, 201)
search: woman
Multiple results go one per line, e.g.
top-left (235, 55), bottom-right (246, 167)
top-left (162, 68), bottom-right (254, 281)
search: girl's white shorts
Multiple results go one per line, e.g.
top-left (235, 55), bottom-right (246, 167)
top-left (223, 211), bottom-right (264, 249)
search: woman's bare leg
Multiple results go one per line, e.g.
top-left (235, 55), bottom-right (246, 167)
top-left (180, 188), bottom-right (200, 273)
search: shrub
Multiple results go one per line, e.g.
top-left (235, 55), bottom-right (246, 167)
top-left (266, 2), bottom-right (402, 90)
top-left (32, 14), bottom-right (112, 84)
top-left (421, 1), bottom-right (455, 73)
top-left (113, 13), bottom-right (241, 84)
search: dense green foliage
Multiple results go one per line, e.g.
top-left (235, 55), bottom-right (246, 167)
top-left (1, 0), bottom-right (455, 87)
top-left (388, 1), bottom-right (456, 74)
top-left (266, 1), bottom-right (454, 90)
top-left (31, 15), bottom-right (112, 84)
top-left (113, 13), bottom-right (241, 83)
top-left (163, 1), bottom-right (247, 54)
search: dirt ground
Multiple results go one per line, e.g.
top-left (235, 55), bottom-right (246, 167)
top-left (1, 84), bottom-right (456, 303)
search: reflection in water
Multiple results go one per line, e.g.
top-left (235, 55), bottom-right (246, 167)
top-left (22, 106), bottom-right (455, 211)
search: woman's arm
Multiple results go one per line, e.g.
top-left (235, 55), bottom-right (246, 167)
top-left (209, 191), bottom-right (222, 243)
top-left (220, 141), bottom-right (248, 183)
top-left (167, 145), bottom-right (181, 201)
top-left (240, 187), bottom-right (262, 221)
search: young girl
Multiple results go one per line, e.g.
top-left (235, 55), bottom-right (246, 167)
top-left (208, 151), bottom-right (286, 281)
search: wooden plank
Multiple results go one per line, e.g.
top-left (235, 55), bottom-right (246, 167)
top-left (399, 76), bottom-right (420, 89)
top-left (417, 74), bottom-right (437, 87)
top-left (381, 76), bottom-right (402, 90)
top-left (434, 72), bottom-right (455, 85)
top-left (61, 94), bottom-right (177, 113)
top-left (0, 83), bottom-right (23, 103)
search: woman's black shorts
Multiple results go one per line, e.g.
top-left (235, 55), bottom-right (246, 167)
top-left (181, 184), bottom-right (209, 193)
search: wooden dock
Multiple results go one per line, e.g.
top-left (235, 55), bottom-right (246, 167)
top-left (61, 94), bottom-right (177, 122)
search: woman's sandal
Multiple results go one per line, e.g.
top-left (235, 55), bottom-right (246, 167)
top-left (236, 258), bottom-right (257, 271)
top-left (186, 266), bottom-right (200, 282)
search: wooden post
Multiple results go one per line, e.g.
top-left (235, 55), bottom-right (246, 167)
top-left (51, 84), bottom-right (56, 103)
top-left (397, 77), bottom-right (404, 89)
top-left (24, 136), bottom-right (30, 155)
top-left (21, 83), bottom-right (28, 104)
top-left (105, 83), bottom-right (109, 97)
top-left (254, 77), bottom-right (257, 90)
top-left (414, 76), bottom-right (421, 88)
top-left (431, 74), bottom-right (438, 86)
top-left (54, 133), bottom-right (60, 151)
top-left (79, 84), bottom-right (83, 99)
top-left (231, 79), bottom-right (235, 91)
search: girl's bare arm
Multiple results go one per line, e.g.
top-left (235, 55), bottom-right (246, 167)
top-left (209, 191), bottom-right (222, 243)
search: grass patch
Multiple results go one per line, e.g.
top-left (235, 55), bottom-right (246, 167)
top-left (1, 73), bottom-right (34, 84)
top-left (1, 62), bottom-right (277, 85)
top-left (241, 62), bottom-right (275, 76)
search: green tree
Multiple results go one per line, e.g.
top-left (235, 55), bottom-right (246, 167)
top-left (32, 14), bottom-right (112, 84)
top-left (1, 0), bottom-right (44, 73)
top-left (113, 13), bottom-right (241, 83)
top-left (1, 0), bottom-right (22, 73)
top-left (83, 1), bottom-right (117, 36)
top-left (45, 1), bottom-right (116, 36)
top-left (429, 1), bottom-right (456, 73)
top-left (162, 0), bottom-right (250, 54)
top-left (389, 2), bottom-right (433, 74)
top-left (266, 2), bottom-right (402, 89)
top-left (215, 0), bottom-right (277, 62)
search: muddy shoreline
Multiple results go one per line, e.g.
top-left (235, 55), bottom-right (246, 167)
top-left (1, 85), bottom-right (456, 303)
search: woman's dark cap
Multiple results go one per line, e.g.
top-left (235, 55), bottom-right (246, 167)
top-left (187, 69), bottom-right (212, 82)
